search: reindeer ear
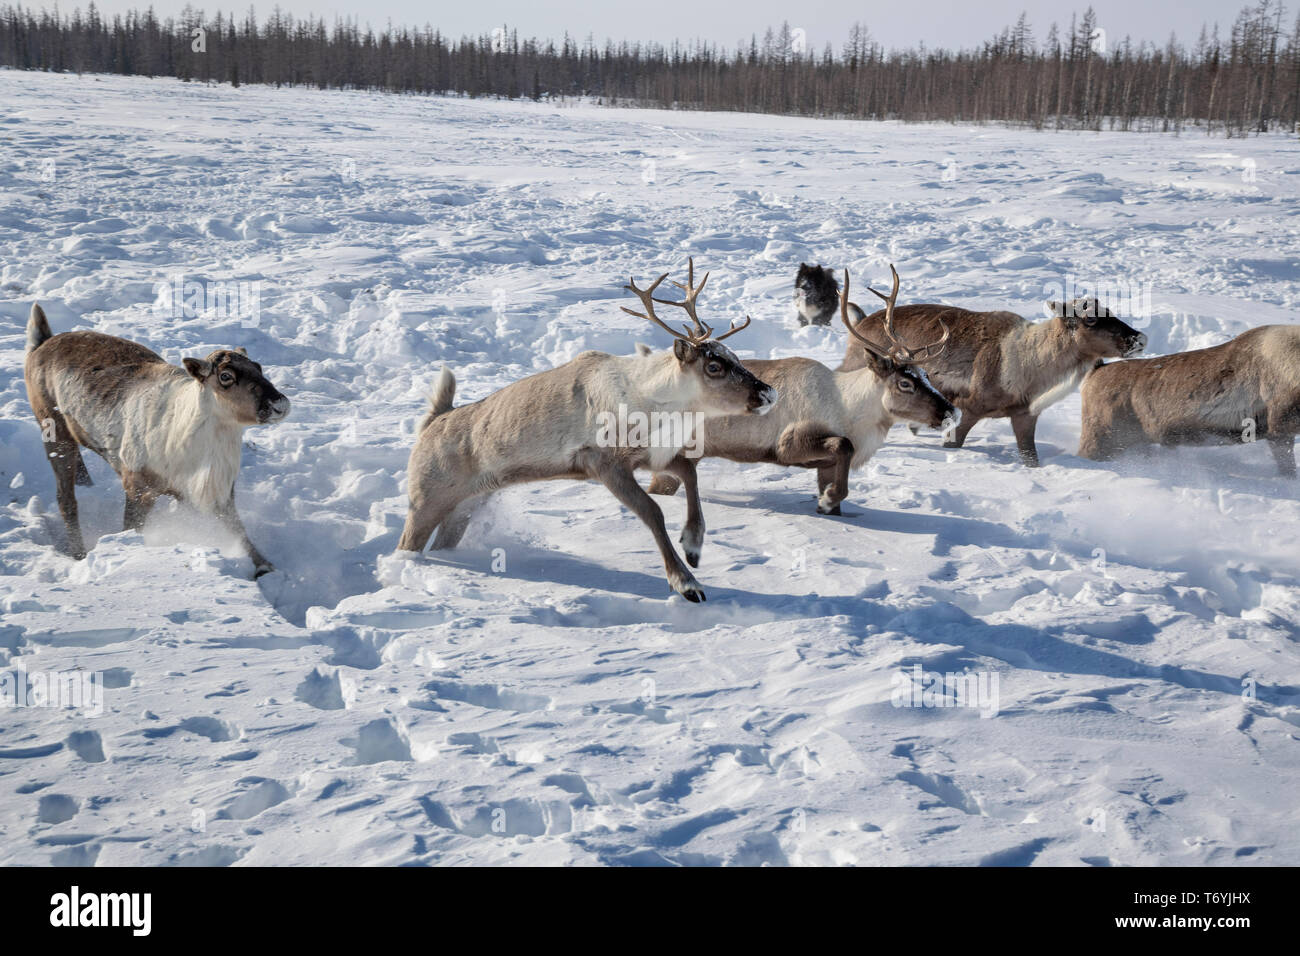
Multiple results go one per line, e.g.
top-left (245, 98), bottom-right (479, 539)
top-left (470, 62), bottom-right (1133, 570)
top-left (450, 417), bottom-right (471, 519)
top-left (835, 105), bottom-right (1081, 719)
top-left (234, 346), bottom-right (248, 356)
top-left (861, 348), bottom-right (893, 378)
top-left (1045, 300), bottom-right (1063, 317)
top-left (673, 339), bottom-right (697, 363)
top-left (183, 357), bottom-right (212, 381)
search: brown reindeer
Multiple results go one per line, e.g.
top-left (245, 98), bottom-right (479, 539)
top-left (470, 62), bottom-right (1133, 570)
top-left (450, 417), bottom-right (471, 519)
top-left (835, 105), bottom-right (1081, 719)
top-left (648, 266), bottom-right (955, 516)
top-left (1079, 325), bottom-right (1300, 476)
top-left (24, 304), bottom-right (290, 574)
top-left (397, 260), bottom-right (777, 603)
top-left (839, 286), bottom-right (1147, 466)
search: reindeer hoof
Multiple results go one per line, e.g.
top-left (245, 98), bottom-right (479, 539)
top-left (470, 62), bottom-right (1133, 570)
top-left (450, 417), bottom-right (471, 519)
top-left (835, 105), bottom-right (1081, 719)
top-left (817, 503), bottom-right (842, 516)
top-left (673, 581), bottom-right (706, 603)
top-left (942, 440), bottom-right (963, 449)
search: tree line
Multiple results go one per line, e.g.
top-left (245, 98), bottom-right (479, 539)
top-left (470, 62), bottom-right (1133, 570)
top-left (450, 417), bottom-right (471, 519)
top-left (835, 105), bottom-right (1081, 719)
top-left (1, 2), bottom-right (1296, 135)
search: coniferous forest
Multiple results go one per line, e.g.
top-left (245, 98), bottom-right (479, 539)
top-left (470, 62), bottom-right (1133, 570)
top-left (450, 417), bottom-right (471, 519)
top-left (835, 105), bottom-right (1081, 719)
top-left (1, 2), bottom-right (1296, 135)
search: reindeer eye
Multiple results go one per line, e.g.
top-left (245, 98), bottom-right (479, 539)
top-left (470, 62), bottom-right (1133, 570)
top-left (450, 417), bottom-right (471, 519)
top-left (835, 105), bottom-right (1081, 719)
top-left (219, 371), bottom-right (235, 386)
top-left (705, 361), bottom-right (723, 376)
top-left (898, 378), bottom-right (915, 392)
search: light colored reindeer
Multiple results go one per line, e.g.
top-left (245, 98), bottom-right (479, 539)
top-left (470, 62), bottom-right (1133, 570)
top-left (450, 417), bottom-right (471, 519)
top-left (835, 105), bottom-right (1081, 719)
top-left (397, 260), bottom-right (777, 603)
top-left (649, 266), bottom-right (956, 519)
top-left (24, 304), bottom-right (290, 574)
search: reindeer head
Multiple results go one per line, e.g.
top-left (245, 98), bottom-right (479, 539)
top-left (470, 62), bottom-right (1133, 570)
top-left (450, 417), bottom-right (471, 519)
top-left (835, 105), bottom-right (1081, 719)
top-left (1047, 298), bottom-right (1147, 359)
top-left (841, 266), bottom-right (957, 430)
top-left (182, 348), bottom-right (291, 426)
top-left (623, 259), bottom-right (777, 416)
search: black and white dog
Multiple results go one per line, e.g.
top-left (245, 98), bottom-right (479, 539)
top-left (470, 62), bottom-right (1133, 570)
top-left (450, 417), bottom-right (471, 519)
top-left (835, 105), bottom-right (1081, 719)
top-left (793, 263), bottom-right (860, 327)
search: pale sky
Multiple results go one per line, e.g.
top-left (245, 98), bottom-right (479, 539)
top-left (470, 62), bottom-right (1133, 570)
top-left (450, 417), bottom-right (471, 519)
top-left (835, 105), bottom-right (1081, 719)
top-left (67, 0), bottom-right (1246, 51)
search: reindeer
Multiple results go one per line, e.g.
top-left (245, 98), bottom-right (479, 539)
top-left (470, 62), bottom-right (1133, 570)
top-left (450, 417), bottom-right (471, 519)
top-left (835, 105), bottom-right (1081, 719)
top-left (24, 304), bottom-right (290, 574)
top-left (648, 266), bottom-right (956, 517)
top-left (396, 260), bottom-right (777, 603)
top-left (840, 286), bottom-right (1147, 466)
top-left (1079, 325), bottom-right (1300, 475)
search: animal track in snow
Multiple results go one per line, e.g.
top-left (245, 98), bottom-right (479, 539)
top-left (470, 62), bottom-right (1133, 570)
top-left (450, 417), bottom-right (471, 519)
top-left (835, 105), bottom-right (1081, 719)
top-left (143, 717), bottom-right (239, 742)
top-left (345, 718), bottom-right (413, 764)
top-left (166, 845), bottom-right (249, 866)
top-left (23, 626), bottom-right (143, 648)
top-left (419, 796), bottom-right (573, 838)
top-left (424, 679), bottom-right (552, 713)
top-left (37, 793), bottom-right (79, 824)
top-left (295, 667), bottom-right (347, 710)
top-left (215, 778), bottom-right (293, 821)
top-left (896, 770), bottom-right (984, 816)
top-left (65, 731), bottom-right (105, 762)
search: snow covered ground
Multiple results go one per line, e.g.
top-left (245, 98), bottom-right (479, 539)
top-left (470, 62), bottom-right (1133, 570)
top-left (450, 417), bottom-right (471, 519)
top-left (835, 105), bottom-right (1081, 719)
top-left (1, 69), bottom-right (1299, 866)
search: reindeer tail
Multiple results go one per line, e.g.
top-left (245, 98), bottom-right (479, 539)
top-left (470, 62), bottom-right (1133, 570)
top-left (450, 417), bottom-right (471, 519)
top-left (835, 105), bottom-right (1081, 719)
top-left (26, 303), bottom-right (52, 354)
top-left (419, 366), bottom-right (456, 431)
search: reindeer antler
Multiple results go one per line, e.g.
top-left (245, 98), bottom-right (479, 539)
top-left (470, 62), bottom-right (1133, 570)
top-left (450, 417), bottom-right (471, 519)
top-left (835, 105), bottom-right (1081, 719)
top-left (840, 268), bottom-right (891, 363)
top-left (843, 264), bottom-right (949, 366)
top-left (652, 257), bottom-right (713, 341)
top-left (624, 258), bottom-right (752, 344)
top-left (621, 272), bottom-right (680, 339)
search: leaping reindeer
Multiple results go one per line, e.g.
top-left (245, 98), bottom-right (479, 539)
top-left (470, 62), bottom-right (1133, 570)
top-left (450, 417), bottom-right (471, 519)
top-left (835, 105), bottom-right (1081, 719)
top-left (648, 266), bottom-right (956, 519)
top-left (397, 259), bottom-right (777, 603)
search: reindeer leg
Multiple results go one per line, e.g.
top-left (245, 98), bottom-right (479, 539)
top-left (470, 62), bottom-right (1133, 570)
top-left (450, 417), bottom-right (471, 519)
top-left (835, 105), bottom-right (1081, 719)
top-left (589, 457), bottom-right (704, 603)
top-left (121, 472), bottom-right (159, 532)
top-left (661, 456), bottom-right (704, 568)
top-left (647, 473), bottom-right (682, 496)
top-left (431, 496), bottom-right (480, 549)
top-left (50, 442), bottom-right (87, 560)
top-left (816, 465), bottom-right (849, 515)
top-left (818, 436), bottom-right (855, 515)
top-left (398, 458), bottom-right (473, 552)
top-left (1268, 435), bottom-right (1297, 478)
top-left (216, 490), bottom-right (273, 577)
top-left (398, 497), bottom-right (457, 554)
top-left (944, 410), bottom-right (980, 448)
top-left (37, 408), bottom-right (87, 559)
top-left (74, 450), bottom-right (93, 487)
top-left (1010, 410), bottom-right (1041, 467)
top-left (776, 422), bottom-right (853, 515)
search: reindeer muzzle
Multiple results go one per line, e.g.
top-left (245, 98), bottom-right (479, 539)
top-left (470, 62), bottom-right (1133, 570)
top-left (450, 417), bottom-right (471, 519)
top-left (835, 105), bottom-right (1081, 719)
top-left (260, 396), bottom-right (291, 424)
top-left (750, 385), bottom-right (779, 415)
top-left (1123, 333), bottom-right (1148, 357)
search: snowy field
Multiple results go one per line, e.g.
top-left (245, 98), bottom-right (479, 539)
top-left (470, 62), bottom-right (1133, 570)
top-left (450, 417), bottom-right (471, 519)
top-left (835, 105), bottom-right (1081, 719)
top-left (1, 69), bottom-right (1299, 867)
